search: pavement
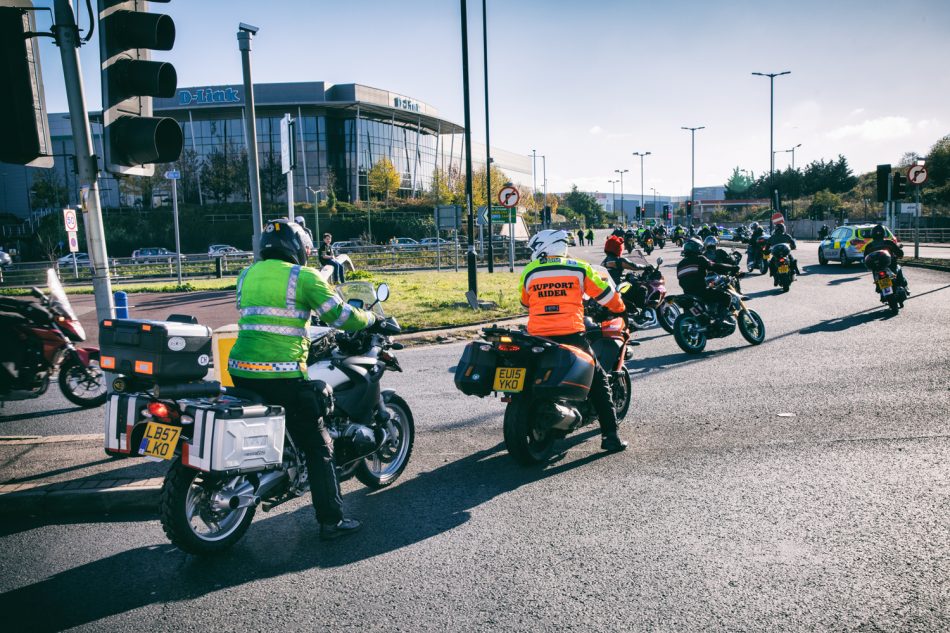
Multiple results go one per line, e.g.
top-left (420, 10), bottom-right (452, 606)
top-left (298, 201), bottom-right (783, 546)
top-left (1, 232), bottom-right (949, 631)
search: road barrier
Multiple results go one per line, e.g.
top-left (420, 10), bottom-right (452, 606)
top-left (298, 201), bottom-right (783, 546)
top-left (894, 228), bottom-right (950, 243)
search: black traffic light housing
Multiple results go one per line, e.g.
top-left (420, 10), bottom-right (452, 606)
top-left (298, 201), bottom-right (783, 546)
top-left (875, 164), bottom-right (891, 203)
top-left (892, 173), bottom-right (906, 200)
top-left (635, 205), bottom-right (641, 222)
top-left (685, 200), bottom-right (693, 215)
top-left (98, 0), bottom-right (182, 176)
top-left (0, 1), bottom-right (53, 167)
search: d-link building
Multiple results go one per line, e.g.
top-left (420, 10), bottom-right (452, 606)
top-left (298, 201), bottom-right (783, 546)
top-left (0, 81), bottom-right (533, 218)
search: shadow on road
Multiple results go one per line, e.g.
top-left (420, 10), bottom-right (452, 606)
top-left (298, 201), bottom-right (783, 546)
top-left (0, 436), bottom-right (611, 631)
top-left (0, 407), bottom-right (84, 424)
top-left (799, 310), bottom-right (884, 334)
top-left (744, 288), bottom-right (784, 299)
top-left (803, 263), bottom-right (859, 276)
top-left (827, 276), bottom-right (863, 286)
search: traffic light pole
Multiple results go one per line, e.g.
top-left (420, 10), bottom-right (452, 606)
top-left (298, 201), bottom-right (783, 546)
top-left (238, 26), bottom-right (264, 259)
top-left (53, 0), bottom-right (114, 319)
top-left (459, 0), bottom-right (478, 301)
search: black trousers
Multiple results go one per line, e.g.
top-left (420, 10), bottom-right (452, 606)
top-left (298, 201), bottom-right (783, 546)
top-left (548, 334), bottom-right (618, 435)
top-left (232, 376), bottom-right (344, 525)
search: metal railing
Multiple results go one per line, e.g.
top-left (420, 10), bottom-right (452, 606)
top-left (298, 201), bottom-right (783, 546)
top-left (894, 228), bottom-right (950, 243)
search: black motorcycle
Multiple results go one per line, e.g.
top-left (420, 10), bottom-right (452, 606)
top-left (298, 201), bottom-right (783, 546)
top-left (455, 316), bottom-right (632, 465)
top-left (671, 273), bottom-right (765, 354)
top-left (770, 243), bottom-right (795, 292)
top-left (864, 250), bottom-right (908, 315)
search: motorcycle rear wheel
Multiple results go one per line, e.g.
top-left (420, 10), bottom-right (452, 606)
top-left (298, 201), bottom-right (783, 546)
top-left (738, 310), bottom-right (766, 345)
top-left (160, 460), bottom-right (256, 555)
top-left (355, 393), bottom-right (415, 489)
top-left (887, 296), bottom-right (900, 315)
top-left (503, 396), bottom-right (554, 465)
top-left (673, 314), bottom-right (707, 354)
top-left (58, 354), bottom-right (107, 407)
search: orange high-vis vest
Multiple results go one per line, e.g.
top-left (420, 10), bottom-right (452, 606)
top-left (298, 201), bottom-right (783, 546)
top-left (520, 256), bottom-right (624, 336)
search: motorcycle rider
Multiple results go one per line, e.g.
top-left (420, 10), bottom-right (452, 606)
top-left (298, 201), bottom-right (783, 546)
top-left (677, 237), bottom-right (741, 323)
top-left (818, 224), bottom-right (830, 240)
top-left (766, 222), bottom-right (802, 283)
top-left (698, 224), bottom-right (712, 239)
top-left (703, 235), bottom-right (734, 265)
top-left (671, 224), bottom-right (686, 243)
top-left (747, 221), bottom-right (765, 267)
top-left (639, 225), bottom-right (655, 248)
top-left (521, 229), bottom-right (628, 452)
top-left (864, 223), bottom-right (909, 291)
top-left (228, 219), bottom-right (378, 541)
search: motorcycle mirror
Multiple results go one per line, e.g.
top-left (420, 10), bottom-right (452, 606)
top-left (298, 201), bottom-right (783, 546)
top-left (656, 257), bottom-right (664, 266)
top-left (376, 283), bottom-right (390, 303)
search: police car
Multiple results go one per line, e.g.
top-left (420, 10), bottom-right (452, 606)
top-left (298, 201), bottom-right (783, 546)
top-left (817, 224), bottom-right (900, 266)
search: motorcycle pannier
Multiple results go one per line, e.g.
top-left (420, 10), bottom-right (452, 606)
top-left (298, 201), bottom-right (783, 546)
top-left (99, 319), bottom-right (212, 382)
top-left (533, 344), bottom-right (595, 402)
top-left (180, 398), bottom-right (286, 474)
top-left (454, 342), bottom-right (498, 397)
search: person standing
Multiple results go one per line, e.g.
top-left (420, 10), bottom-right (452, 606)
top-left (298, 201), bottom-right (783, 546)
top-left (318, 233), bottom-right (345, 284)
top-left (586, 228), bottom-right (594, 245)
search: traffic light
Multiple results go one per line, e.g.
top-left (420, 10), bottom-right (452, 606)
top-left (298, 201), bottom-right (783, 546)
top-left (98, 0), bottom-right (183, 176)
top-left (635, 206), bottom-right (641, 222)
top-left (0, 2), bottom-right (53, 167)
top-left (542, 205), bottom-right (551, 226)
top-left (663, 204), bottom-right (671, 221)
top-left (685, 200), bottom-right (693, 216)
top-left (876, 164), bottom-right (891, 203)
top-left (892, 173), bottom-right (906, 200)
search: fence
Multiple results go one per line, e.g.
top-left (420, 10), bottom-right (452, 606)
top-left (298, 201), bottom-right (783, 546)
top-left (0, 244), bottom-right (532, 289)
top-left (893, 228), bottom-right (950, 243)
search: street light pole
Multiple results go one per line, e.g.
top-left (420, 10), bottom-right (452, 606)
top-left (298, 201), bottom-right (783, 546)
top-left (752, 71), bottom-right (791, 219)
top-left (608, 179), bottom-right (618, 225)
top-left (633, 151), bottom-right (650, 223)
top-left (238, 24), bottom-right (264, 259)
top-left (681, 126), bottom-right (704, 226)
top-left (481, 0), bottom-right (495, 273)
top-left (787, 143), bottom-right (802, 170)
top-left (459, 0), bottom-right (478, 298)
top-left (615, 169), bottom-right (628, 227)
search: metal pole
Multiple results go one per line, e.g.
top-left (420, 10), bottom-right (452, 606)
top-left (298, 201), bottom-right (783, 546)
top-left (914, 185), bottom-right (920, 259)
top-left (482, 0), bottom-right (494, 273)
top-left (53, 0), bottom-right (113, 319)
top-left (769, 76), bottom-right (774, 213)
top-left (286, 166), bottom-right (294, 221)
top-left (460, 0), bottom-right (478, 295)
top-left (542, 154), bottom-right (547, 220)
top-left (172, 178), bottom-right (182, 285)
top-left (238, 27), bottom-right (264, 259)
top-left (532, 149), bottom-right (537, 224)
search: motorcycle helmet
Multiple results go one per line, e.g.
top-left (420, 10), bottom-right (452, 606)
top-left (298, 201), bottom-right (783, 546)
top-left (871, 223), bottom-right (886, 240)
top-left (604, 235), bottom-right (624, 257)
top-left (750, 222), bottom-right (760, 231)
top-left (774, 223), bottom-right (786, 234)
top-left (703, 236), bottom-right (719, 249)
top-left (611, 228), bottom-right (626, 238)
top-left (527, 229), bottom-right (569, 260)
top-left (682, 237), bottom-right (703, 256)
top-left (260, 219), bottom-right (313, 265)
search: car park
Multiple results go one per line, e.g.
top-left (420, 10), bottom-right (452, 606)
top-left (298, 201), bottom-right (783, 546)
top-left (131, 247), bottom-right (184, 263)
top-left (818, 224), bottom-right (900, 266)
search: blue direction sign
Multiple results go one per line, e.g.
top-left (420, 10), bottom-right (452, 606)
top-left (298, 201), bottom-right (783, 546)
top-left (164, 170), bottom-right (181, 180)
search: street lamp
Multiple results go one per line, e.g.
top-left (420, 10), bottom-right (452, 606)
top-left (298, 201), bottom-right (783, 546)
top-left (681, 126), bottom-right (704, 225)
top-left (632, 151), bottom-right (650, 222)
top-left (752, 70), bottom-right (791, 216)
top-left (307, 186), bottom-right (324, 239)
top-left (615, 169), bottom-right (629, 227)
top-left (650, 187), bottom-right (657, 217)
top-left (608, 179), bottom-right (618, 224)
top-left (785, 143), bottom-right (802, 170)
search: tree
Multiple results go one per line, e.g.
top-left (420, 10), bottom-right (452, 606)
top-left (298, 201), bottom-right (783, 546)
top-left (119, 168), bottom-right (166, 209)
top-left (368, 158), bottom-right (401, 201)
top-left (32, 213), bottom-right (65, 262)
top-left (428, 166), bottom-right (453, 205)
top-left (561, 185), bottom-right (604, 227)
top-left (203, 148), bottom-right (236, 203)
top-left (259, 151), bottom-right (284, 205)
top-left (29, 170), bottom-right (68, 210)
top-left (724, 167), bottom-right (754, 199)
top-left (808, 189), bottom-right (843, 221)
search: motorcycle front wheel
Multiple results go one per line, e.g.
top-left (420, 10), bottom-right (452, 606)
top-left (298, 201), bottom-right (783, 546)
top-left (355, 393), bottom-right (415, 489)
top-left (58, 353), bottom-right (107, 407)
top-left (738, 310), bottom-right (766, 345)
top-left (658, 301), bottom-right (681, 334)
top-left (503, 396), bottom-right (555, 465)
top-left (611, 367), bottom-right (632, 420)
top-left (673, 314), bottom-right (707, 354)
top-left (160, 460), bottom-right (256, 555)
top-left (887, 296), bottom-right (900, 315)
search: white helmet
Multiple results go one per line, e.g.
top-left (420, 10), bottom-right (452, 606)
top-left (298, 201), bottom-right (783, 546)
top-left (527, 229), bottom-right (569, 260)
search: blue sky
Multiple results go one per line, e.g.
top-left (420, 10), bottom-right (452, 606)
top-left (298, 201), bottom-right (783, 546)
top-left (35, 0), bottom-right (950, 197)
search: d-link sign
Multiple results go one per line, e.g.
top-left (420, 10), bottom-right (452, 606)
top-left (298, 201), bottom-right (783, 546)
top-left (178, 87), bottom-right (241, 106)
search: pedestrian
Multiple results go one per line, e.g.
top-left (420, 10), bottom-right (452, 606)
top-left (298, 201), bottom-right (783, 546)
top-left (319, 233), bottom-right (345, 284)
top-left (586, 228), bottom-right (594, 245)
top-left (577, 228), bottom-right (585, 247)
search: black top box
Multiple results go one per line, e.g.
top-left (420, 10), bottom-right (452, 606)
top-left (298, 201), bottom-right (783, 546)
top-left (100, 318), bottom-right (212, 383)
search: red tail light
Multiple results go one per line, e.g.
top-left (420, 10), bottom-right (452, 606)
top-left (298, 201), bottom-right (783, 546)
top-left (147, 401), bottom-right (177, 423)
top-left (878, 271), bottom-right (886, 278)
top-left (497, 343), bottom-right (521, 352)
top-left (779, 258), bottom-right (787, 264)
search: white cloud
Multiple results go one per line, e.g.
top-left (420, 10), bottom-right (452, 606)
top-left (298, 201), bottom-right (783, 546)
top-left (827, 116), bottom-right (915, 141)
top-left (588, 125), bottom-right (603, 135)
top-left (848, 108), bottom-right (865, 117)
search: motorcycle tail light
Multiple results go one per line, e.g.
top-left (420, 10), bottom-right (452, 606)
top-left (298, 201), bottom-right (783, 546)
top-left (146, 401), bottom-right (178, 423)
top-left (878, 271), bottom-right (886, 278)
top-left (497, 344), bottom-right (521, 352)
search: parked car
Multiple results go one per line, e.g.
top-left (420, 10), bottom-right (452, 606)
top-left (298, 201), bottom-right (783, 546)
top-left (332, 239), bottom-right (381, 253)
top-left (420, 237), bottom-right (454, 246)
top-left (0, 249), bottom-right (11, 267)
top-left (389, 237), bottom-right (420, 249)
top-left (57, 252), bottom-right (90, 266)
top-left (131, 247), bottom-right (184, 263)
top-left (208, 244), bottom-right (249, 257)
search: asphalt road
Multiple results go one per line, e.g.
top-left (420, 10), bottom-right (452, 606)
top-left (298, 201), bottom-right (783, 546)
top-left (1, 238), bottom-right (949, 631)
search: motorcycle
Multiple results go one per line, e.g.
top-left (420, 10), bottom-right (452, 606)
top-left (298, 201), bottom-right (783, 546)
top-left (770, 243), bottom-right (795, 292)
top-left (734, 226), bottom-right (750, 244)
top-left (640, 236), bottom-right (655, 255)
top-left (605, 257), bottom-right (679, 334)
top-left (654, 233), bottom-right (666, 249)
top-left (0, 268), bottom-right (106, 407)
top-left (454, 314), bottom-right (632, 465)
top-left (671, 273), bottom-right (766, 354)
top-left (864, 250), bottom-right (908, 315)
top-left (104, 282), bottom-right (414, 555)
top-left (747, 236), bottom-right (771, 274)
top-left (672, 233), bottom-right (686, 248)
top-left (624, 233), bottom-right (636, 254)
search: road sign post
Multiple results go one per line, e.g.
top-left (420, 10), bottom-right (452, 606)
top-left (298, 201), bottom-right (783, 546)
top-left (67, 230), bottom-right (79, 277)
top-left (908, 163), bottom-right (928, 259)
top-left (498, 184), bottom-right (519, 272)
top-left (166, 170), bottom-right (182, 285)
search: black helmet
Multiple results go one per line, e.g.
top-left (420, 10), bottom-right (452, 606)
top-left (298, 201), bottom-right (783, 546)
top-left (682, 237), bottom-right (703, 256)
top-left (259, 219), bottom-right (313, 265)
top-left (750, 222), bottom-right (760, 231)
top-left (703, 235), bottom-right (719, 249)
top-left (775, 223), bottom-right (786, 234)
top-left (871, 223), bottom-right (885, 240)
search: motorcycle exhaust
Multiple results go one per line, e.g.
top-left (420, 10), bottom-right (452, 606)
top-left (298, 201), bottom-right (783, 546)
top-left (256, 470), bottom-right (290, 500)
top-left (545, 403), bottom-right (581, 431)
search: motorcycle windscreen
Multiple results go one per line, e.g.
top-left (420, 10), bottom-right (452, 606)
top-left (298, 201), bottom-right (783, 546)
top-left (46, 268), bottom-right (78, 321)
top-left (337, 281), bottom-right (386, 318)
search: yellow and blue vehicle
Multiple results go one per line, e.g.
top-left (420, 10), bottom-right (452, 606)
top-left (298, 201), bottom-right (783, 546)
top-left (817, 224), bottom-right (901, 266)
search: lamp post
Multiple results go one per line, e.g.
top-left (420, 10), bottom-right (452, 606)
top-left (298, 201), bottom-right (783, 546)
top-left (615, 169), bottom-right (628, 226)
top-left (752, 70), bottom-right (791, 218)
top-left (785, 143), bottom-right (802, 170)
top-left (632, 151), bottom-right (650, 223)
top-left (681, 126), bottom-right (704, 225)
top-left (650, 187), bottom-right (657, 218)
top-left (307, 186), bottom-right (324, 239)
top-left (460, 0), bottom-right (478, 297)
top-left (608, 179), bottom-right (618, 224)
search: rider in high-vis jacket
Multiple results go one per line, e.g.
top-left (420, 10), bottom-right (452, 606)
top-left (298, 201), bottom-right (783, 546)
top-left (228, 219), bottom-right (377, 541)
top-left (520, 230), bottom-right (628, 453)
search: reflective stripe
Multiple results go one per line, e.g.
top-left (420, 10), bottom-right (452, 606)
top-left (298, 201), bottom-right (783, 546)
top-left (228, 358), bottom-right (303, 373)
top-left (240, 306), bottom-right (311, 319)
top-left (239, 323), bottom-right (308, 337)
top-left (286, 265), bottom-right (301, 309)
top-left (678, 265), bottom-right (700, 277)
top-left (317, 294), bottom-right (342, 316)
top-left (236, 267), bottom-right (249, 307)
top-left (327, 303), bottom-right (353, 328)
top-left (595, 286), bottom-right (617, 306)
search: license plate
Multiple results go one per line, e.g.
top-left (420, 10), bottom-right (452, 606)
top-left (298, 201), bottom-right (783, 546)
top-left (778, 265), bottom-right (789, 273)
top-left (139, 422), bottom-right (181, 460)
top-left (877, 278), bottom-right (893, 289)
top-left (493, 367), bottom-right (526, 392)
